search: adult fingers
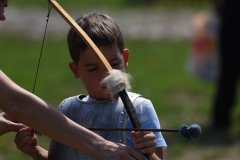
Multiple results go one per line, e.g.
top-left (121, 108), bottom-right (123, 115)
top-left (127, 146), bottom-right (148, 160)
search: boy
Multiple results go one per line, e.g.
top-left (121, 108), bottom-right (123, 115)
top-left (15, 11), bottom-right (167, 159)
top-left (1, 2), bottom-right (147, 158)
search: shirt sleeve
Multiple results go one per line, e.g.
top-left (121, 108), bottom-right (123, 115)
top-left (126, 98), bottom-right (167, 150)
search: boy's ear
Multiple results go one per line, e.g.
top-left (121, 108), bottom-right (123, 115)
top-left (123, 49), bottom-right (130, 68)
top-left (69, 62), bottom-right (81, 78)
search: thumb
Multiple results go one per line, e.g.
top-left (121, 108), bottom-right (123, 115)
top-left (130, 131), bottom-right (137, 144)
top-left (130, 131), bottom-right (136, 138)
top-left (7, 122), bottom-right (25, 132)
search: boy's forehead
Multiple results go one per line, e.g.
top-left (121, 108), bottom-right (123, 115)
top-left (79, 44), bottom-right (121, 61)
top-left (82, 44), bottom-right (118, 54)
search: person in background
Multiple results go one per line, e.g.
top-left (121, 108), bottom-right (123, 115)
top-left (0, 0), bottom-right (7, 21)
top-left (187, 9), bottom-right (219, 82)
top-left (211, 0), bottom-right (240, 130)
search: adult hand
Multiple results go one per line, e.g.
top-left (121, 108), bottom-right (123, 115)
top-left (97, 141), bottom-right (147, 160)
top-left (0, 112), bottom-right (25, 136)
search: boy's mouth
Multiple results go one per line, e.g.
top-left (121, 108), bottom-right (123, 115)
top-left (100, 86), bottom-right (107, 90)
top-left (99, 86), bottom-right (108, 94)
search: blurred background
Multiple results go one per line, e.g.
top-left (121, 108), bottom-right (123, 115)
top-left (1, 0), bottom-right (240, 159)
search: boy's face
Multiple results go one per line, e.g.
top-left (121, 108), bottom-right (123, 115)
top-left (69, 43), bottom-right (129, 100)
top-left (0, 0), bottom-right (8, 21)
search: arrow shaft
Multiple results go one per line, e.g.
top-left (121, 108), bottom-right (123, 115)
top-left (88, 128), bottom-right (180, 132)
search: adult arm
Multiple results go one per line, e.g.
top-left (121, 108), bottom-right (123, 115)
top-left (0, 70), bottom-right (146, 160)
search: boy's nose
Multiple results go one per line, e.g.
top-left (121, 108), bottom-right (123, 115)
top-left (0, 7), bottom-right (6, 21)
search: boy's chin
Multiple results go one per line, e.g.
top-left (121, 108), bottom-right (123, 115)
top-left (101, 94), bottom-right (112, 100)
top-left (93, 92), bottom-right (111, 100)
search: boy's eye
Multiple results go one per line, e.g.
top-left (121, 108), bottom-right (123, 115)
top-left (111, 63), bottom-right (119, 67)
top-left (87, 68), bottom-right (97, 72)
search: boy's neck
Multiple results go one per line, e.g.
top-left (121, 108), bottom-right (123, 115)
top-left (81, 95), bottom-right (111, 102)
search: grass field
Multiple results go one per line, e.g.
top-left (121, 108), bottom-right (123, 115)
top-left (1, 0), bottom-right (240, 159)
top-left (1, 36), bottom-right (240, 160)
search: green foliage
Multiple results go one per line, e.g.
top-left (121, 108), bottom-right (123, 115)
top-left (10, 0), bottom-right (209, 10)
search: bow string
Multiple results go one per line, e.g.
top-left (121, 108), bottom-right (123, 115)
top-left (32, 4), bottom-right (52, 94)
top-left (32, 4), bottom-right (52, 136)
